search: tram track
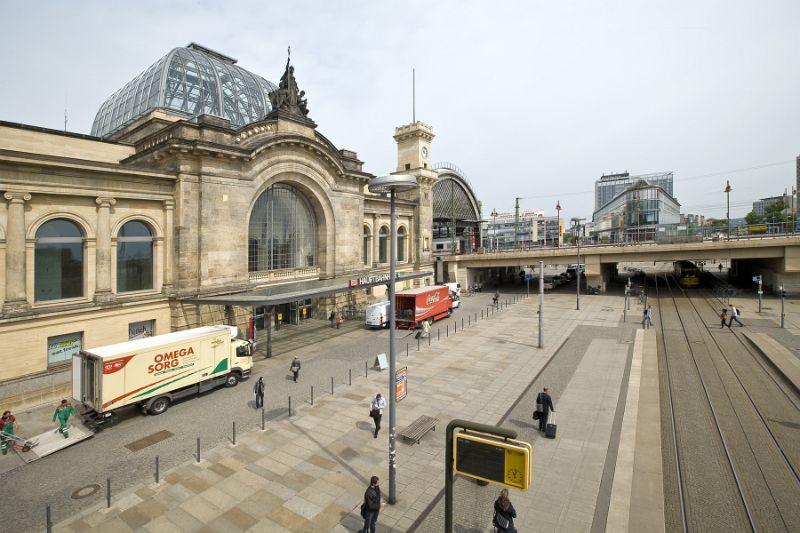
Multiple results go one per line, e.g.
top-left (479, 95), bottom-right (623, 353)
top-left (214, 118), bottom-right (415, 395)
top-left (655, 273), bottom-right (800, 532)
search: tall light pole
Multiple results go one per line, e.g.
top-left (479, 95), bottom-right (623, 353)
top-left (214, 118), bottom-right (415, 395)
top-left (572, 217), bottom-right (585, 310)
top-left (725, 180), bottom-right (732, 241)
top-left (491, 208), bottom-right (498, 251)
top-left (368, 174), bottom-right (418, 505)
top-left (555, 201), bottom-right (562, 248)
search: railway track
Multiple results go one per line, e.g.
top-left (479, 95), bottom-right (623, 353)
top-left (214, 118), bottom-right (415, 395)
top-left (654, 273), bottom-right (800, 532)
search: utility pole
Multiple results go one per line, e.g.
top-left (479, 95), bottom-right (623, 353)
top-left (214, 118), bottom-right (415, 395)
top-left (514, 197), bottom-right (521, 249)
top-left (450, 179), bottom-right (456, 255)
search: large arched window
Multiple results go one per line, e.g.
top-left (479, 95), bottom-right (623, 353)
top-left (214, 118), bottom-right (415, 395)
top-left (378, 226), bottom-right (388, 264)
top-left (248, 184), bottom-right (318, 272)
top-left (397, 226), bottom-right (407, 262)
top-left (362, 225), bottom-right (371, 266)
top-left (117, 221), bottom-right (154, 292)
top-left (35, 219), bottom-right (84, 302)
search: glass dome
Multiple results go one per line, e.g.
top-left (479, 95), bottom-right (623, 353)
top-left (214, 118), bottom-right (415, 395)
top-left (91, 43), bottom-right (278, 138)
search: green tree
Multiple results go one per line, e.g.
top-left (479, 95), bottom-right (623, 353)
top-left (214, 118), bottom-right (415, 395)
top-left (745, 210), bottom-right (765, 224)
top-left (764, 200), bottom-right (788, 223)
top-left (711, 219), bottom-right (727, 227)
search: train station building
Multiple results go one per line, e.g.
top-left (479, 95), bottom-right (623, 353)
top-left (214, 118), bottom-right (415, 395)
top-left (0, 43), bottom-right (439, 408)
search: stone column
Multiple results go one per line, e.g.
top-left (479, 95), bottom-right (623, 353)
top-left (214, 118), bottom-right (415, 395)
top-left (163, 199), bottom-right (175, 291)
top-left (372, 214), bottom-right (380, 266)
top-left (4, 192), bottom-right (31, 312)
top-left (95, 197), bottom-right (116, 302)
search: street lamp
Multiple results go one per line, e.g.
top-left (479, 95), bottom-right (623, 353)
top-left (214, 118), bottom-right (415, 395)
top-left (491, 208), bottom-right (498, 251)
top-left (779, 285), bottom-right (786, 328)
top-left (555, 201), bottom-right (561, 248)
top-left (724, 180), bottom-right (732, 241)
top-left (368, 173), bottom-right (418, 505)
top-left (572, 217), bottom-right (585, 310)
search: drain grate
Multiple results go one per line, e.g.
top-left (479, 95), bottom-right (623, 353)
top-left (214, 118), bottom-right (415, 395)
top-left (124, 429), bottom-right (174, 452)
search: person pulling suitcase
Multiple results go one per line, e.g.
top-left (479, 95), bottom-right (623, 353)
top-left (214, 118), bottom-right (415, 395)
top-left (535, 387), bottom-right (555, 434)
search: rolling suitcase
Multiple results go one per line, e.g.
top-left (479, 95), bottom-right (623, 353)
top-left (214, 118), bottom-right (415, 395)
top-left (545, 413), bottom-right (557, 439)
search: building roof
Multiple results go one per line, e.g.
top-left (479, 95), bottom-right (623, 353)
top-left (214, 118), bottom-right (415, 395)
top-left (91, 43), bottom-right (278, 138)
top-left (432, 163), bottom-right (482, 223)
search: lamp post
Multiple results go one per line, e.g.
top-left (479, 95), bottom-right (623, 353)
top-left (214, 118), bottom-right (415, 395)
top-left (780, 285), bottom-right (786, 328)
top-left (555, 201), bottom-right (562, 248)
top-left (491, 208), bottom-right (498, 251)
top-left (572, 217), bottom-right (585, 310)
top-left (724, 180), bottom-right (732, 241)
top-left (368, 174), bottom-right (418, 505)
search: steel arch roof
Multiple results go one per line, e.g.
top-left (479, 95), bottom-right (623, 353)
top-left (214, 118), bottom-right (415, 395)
top-left (91, 43), bottom-right (278, 138)
top-left (432, 163), bottom-right (482, 222)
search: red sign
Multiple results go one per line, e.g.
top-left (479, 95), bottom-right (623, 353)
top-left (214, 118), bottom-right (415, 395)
top-left (396, 367), bottom-right (407, 402)
top-left (102, 355), bottom-right (134, 374)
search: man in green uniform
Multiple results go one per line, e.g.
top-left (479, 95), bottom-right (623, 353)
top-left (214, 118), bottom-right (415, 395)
top-left (1, 410), bottom-right (15, 454)
top-left (53, 400), bottom-right (76, 439)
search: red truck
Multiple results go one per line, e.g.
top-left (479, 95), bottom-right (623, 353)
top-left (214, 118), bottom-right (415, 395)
top-left (395, 286), bottom-right (454, 328)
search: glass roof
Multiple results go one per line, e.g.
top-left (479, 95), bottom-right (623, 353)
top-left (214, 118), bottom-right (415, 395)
top-left (433, 169), bottom-right (481, 222)
top-left (91, 43), bottom-right (278, 138)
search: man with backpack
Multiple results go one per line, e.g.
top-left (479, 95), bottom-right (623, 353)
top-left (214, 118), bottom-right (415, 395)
top-left (728, 304), bottom-right (744, 327)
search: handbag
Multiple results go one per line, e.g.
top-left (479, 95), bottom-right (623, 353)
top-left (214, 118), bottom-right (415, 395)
top-left (495, 511), bottom-right (510, 530)
top-left (360, 503), bottom-right (367, 518)
top-left (369, 408), bottom-right (379, 418)
top-left (533, 410), bottom-right (540, 420)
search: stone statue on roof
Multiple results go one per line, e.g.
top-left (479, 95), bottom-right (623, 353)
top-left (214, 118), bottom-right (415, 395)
top-left (268, 48), bottom-right (310, 120)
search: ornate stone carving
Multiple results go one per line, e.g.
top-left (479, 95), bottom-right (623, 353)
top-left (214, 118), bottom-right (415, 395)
top-left (268, 48), bottom-right (311, 121)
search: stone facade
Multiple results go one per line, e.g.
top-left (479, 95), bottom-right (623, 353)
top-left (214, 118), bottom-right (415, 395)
top-left (0, 108), bottom-right (436, 409)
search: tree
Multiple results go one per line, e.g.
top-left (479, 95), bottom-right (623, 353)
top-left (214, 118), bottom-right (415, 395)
top-left (764, 200), bottom-right (788, 224)
top-left (745, 210), bottom-right (765, 224)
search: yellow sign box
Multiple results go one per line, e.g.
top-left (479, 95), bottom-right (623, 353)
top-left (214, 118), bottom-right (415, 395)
top-left (454, 431), bottom-right (532, 490)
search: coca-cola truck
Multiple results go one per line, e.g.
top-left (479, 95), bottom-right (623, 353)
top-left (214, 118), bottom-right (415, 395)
top-left (395, 286), bottom-right (453, 328)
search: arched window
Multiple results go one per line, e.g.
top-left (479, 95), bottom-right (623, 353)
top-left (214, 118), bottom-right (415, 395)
top-left (397, 226), bottom-right (407, 262)
top-left (35, 219), bottom-right (84, 302)
top-left (248, 184), bottom-right (317, 272)
top-left (362, 225), bottom-right (371, 265)
top-left (378, 226), bottom-right (388, 264)
top-left (117, 221), bottom-right (154, 292)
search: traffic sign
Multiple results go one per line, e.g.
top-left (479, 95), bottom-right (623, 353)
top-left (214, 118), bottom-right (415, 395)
top-left (752, 275), bottom-right (762, 282)
top-left (454, 431), bottom-right (532, 490)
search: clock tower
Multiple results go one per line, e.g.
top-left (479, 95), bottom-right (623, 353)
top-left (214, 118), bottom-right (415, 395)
top-left (394, 121), bottom-right (434, 172)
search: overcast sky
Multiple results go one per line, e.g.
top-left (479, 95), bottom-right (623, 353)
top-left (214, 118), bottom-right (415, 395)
top-left (1, 1), bottom-right (798, 220)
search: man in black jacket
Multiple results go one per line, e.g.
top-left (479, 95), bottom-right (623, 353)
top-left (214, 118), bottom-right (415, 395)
top-left (360, 476), bottom-right (382, 533)
top-left (536, 387), bottom-right (555, 433)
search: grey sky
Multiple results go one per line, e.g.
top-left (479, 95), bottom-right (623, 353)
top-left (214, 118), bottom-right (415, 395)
top-left (1, 1), bottom-right (798, 220)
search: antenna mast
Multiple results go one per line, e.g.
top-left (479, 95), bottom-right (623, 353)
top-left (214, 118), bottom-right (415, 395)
top-left (412, 68), bottom-right (415, 123)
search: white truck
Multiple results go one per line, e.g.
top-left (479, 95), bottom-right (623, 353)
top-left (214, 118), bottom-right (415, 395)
top-left (72, 325), bottom-right (253, 430)
top-left (365, 301), bottom-right (390, 328)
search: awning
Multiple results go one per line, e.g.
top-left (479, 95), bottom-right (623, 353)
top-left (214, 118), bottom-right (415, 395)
top-left (184, 271), bottom-right (434, 307)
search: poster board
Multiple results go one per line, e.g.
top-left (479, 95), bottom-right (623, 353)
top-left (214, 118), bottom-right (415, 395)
top-left (374, 353), bottom-right (388, 370)
top-left (396, 367), bottom-right (407, 401)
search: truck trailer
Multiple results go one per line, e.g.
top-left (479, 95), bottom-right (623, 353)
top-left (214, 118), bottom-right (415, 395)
top-left (72, 325), bottom-right (253, 429)
top-left (395, 286), bottom-right (453, 328)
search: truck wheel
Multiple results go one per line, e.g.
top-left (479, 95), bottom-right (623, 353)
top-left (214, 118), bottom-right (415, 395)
top-left (224, 373), bottom-right (240, 387)
top-left (149, 397), bottom-right (170, 416)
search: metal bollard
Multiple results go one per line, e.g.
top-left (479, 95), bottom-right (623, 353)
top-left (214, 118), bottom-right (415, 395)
top-left (232, 421), bottom-right (236, 445)
top-left (106, 477), bottom-right (111, 508)
top-left (455, 321), bottom-right (457, 333)
top-left (481, 309), bottom-right (484, 319)
top-left (447, 325), bottom-right (449, 337)
top-left (311, 385), bottom-right (314, 405)
top-left (261, 408), bottom-right (266, 431)
top-left (331, 377), bottom-right (334, 395)
top-left (196, 437), bottom-right (200, 463)
top-left (155, 455), bottom-right (160, 484)
top-left (438, 329), bottom-right (440, 341)
top-left (365, 361), bottom-right (368, 377)
top-left (349, 368), bottom-right (352, 386)
top-left (462, 317), bottom-right (464, 330)
top-left (417, 337), bottom-right (420, 351)
top-left (469, 315), bottom-right (471, 326)
top-left (428, 333), bottom-right (431, 346)
top-left (406, 344), bottom-right (409, 357)
top-left (289, 396), bottom-right (292, 417)
top-left (46, 504), bottom-right (52, 533)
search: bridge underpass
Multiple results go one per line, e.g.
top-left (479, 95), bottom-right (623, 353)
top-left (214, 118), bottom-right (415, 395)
top-left (438, 235), bottom-right (800, 295)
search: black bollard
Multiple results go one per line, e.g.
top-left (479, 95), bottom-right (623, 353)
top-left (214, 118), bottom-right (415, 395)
top-left (289, 396), bottom-right (292, 417)
top-left (349, 368), bottom-right (352, 386)
top-left (462, 317), bottom-right (464, 330)
top-left (428, 333), bottom-right (431, 346)
top-left (406, 344), bottom-right (409, 357)
top-left (365, 361), bottom-right (368, 377)
top-left (196, 437), bottom-right (200, 463)
top-left (331, 377), bottom-right (334, 395)
top-left (106, 477), bottom-right (111, 508)
top-left (438, 328), bottom-right (440, 341)
top-left (155, 455), bottom-right (160, 484)
top-left (469, 315), bottom-right (471, 326)
top-left (447, 325), bottom-right (449, 337)
top-left (46, 504), bottom-right (52, 533)
top-left (261, 408), bottom-right (266, 431)
top-left (455, 321), bottom-right (457, 333)
top-left (417, 337), bottom-right (420, 351)
top-left (232, 421), bottom-right (236, 445)
top-left (311, 385), bottom-right (314, 405)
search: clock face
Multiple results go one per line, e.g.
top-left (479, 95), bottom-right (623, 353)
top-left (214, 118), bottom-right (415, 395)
top-left (421, 146), bottom-right (428, 158)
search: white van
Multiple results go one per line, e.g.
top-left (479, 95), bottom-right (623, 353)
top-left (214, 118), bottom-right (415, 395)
top-left (445, 282), bottom-right (461, 297)
top-left (365, 301), bottom-right (390, 328)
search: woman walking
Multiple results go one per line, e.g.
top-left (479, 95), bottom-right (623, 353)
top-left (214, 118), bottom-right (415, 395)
top-left (290, 357), bottom-right (301, 383)
top-left (493, 488), bottom-right (518, 532)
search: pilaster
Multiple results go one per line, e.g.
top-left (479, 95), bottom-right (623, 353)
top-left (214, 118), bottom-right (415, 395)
top-left (3, 192), bottom-right (31, 314)
top-left (163, 199), bottom-right (175, 291)
top-left (94, 197), bottom-right (117, 303)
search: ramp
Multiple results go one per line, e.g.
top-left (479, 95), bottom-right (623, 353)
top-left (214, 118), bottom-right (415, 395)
top-left (16, 423), bottom-right (93, 463)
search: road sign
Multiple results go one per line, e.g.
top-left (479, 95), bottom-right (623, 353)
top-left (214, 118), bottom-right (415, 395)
top-left (752, 275), bottom-right (762, 282)
top-left (395, 367), bottom-right (407, 401)
top-left (454, 431), bottom-right (532, 490)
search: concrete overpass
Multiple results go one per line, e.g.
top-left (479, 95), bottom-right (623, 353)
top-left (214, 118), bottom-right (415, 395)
top-left (439, 235), bottom-right (800, 294)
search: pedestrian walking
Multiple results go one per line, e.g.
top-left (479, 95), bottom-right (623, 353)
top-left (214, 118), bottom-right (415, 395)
top-left (422, 319), bottom-right (430, 338)
top-left (493, 290), bottom-right (499, 307)
top-left (359, 476), bottom-right (383, 533)
top-left (329, 310), bottom-right (336, 328)
top-left (1, 410), bottom-right (15, 455)
top-left (535, 387), bottom-right (555, 433)
top-left (336, 312), bottom-right (343, 329)
top-left (369, 393), bottom-right (386, 438)
top-left (642, 305), bottom-right (654, 329)
top-left (728, 304), bottom-right (744, 327)
top-left (290, 357), bottom-right (301, 383)
top-left (253, 376), bottom-right (265, 408)
top-left (53, 399), bottom-right (76, 439)
top-left (718, 263), bottom-right (723, 273)
top-left (720, 308), bottom-right (728, 329)
top-left (493, 488), bottom-right (518, 533)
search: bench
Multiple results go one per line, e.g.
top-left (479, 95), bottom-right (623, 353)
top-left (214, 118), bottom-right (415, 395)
top-left (398, 415), bottom-right (439, 444)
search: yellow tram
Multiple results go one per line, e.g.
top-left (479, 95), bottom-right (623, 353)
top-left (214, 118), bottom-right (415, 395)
top-left (674, 260), bottom-right (700, 288)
